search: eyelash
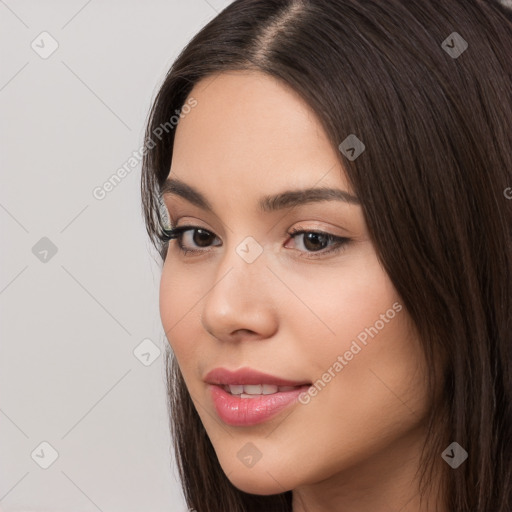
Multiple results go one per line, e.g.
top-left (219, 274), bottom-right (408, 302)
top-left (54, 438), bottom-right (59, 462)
top-left (159, 224), bottom-right (350, 259)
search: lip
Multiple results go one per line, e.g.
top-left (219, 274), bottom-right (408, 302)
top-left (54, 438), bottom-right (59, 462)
top-left (204, 367), bottom-right (311, 426)
top-left (208, 384), bottom-right (310, 426)
top-left (204, 367), bottom-right (311, 387)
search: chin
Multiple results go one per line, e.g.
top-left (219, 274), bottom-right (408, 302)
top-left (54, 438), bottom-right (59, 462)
top-left (223, 466), bottom-right (294, 496)
top-left (229, 477), bottom-right (289, 496)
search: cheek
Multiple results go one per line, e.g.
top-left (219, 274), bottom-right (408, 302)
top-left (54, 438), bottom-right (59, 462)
top-left (159, 261), bottom-right (204, 367)
top-left (300, 249), bottom-right (424, 409)
top-left (272, 250), bottom-right (428, 466)
top-left (286, 244), bottom-right (399, 349)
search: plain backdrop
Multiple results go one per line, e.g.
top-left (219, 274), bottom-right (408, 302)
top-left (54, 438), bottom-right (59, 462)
top-left (0, 1), bottom-right (234, 510)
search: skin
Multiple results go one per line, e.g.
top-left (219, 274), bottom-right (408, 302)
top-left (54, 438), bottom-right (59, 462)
top-left (159, 70), bottom-right (446, 512)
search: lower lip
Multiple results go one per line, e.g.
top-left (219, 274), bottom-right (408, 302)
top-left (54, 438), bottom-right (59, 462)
top-left (208, 384), bottom-right (310, 426)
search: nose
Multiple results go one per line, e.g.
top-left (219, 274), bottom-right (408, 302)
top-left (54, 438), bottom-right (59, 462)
top-left (200, 241), bottom-right (278, 343)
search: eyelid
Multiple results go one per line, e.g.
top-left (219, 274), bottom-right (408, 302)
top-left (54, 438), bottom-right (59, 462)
top-left (160, 204), bottom-right (219, 232)
top-left (161, 224), bottom-right (212, 241)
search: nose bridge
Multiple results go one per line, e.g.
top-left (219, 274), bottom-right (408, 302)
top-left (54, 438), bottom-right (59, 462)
top-left (210, 234), bottom-right (268, 307)
top-left (201, 234), bottom-right (276, 340)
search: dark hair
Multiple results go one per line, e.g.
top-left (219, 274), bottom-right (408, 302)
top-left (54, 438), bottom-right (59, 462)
top-left (140, 1), bottom-right (512, 510)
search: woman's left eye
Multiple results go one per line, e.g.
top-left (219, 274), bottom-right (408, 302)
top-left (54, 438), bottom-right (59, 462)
top-left (161, 225), bottom-right (350, 258)
top-left (285, 227), bottom-right (350, 258)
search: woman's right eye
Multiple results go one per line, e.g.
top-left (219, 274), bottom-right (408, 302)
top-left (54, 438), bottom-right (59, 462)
top-left (162, 225), bottom-right (221, 255)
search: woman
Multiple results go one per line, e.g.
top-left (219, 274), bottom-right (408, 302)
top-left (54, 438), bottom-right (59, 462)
top-left (141, 1), bottom-right (512, 510)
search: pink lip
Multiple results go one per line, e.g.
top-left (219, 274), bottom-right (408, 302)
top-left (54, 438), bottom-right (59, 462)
top-left (208, 384), bottom-right (310, 426)
top-left (204, 367), bottom-right (310, 387)
top-left (204, 367), bottom-right (311, 426)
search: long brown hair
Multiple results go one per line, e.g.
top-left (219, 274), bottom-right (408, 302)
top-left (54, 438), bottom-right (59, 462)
top-left (140, 1), bottom-right (512, 510)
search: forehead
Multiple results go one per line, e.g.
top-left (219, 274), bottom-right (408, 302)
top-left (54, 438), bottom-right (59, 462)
top-left (169, 70), bottom-right (353, 200)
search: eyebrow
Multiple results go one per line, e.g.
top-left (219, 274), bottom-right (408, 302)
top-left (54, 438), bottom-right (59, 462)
top-left (160, 177), bottom-right (360, 213)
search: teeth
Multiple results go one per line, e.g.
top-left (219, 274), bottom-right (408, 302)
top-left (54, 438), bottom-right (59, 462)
top-left (225, 384), bottom-right (297, 396)
top-left (244, 384), bottom-right (262, 394)
top-left (262, 384), bottom-right (278, 394)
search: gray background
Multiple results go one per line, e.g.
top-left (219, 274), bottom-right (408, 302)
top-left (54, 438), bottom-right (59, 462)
top-left (0, 1), bottom-right (233, 510)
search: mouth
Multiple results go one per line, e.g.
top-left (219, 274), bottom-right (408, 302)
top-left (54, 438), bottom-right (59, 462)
top-left (204, 367), bottom-right (312, 426)
top-left (220, 383), bottom-right (305, 397)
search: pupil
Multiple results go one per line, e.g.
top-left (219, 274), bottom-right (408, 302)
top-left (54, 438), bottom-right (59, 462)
top-left (304, 233), bottom-right (327, 251)
top-left (194, 229), bottom-right (213, 247)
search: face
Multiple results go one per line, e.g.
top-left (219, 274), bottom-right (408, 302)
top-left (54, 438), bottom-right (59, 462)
top-left (159, 70), bottom-right (431, 498)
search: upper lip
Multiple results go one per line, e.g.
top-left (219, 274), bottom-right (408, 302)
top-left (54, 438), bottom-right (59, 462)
top-left (204, 367), bottom-right (311, 387)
